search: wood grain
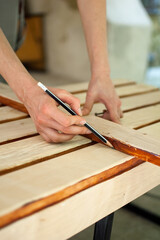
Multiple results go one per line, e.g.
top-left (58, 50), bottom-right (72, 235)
top-left (0, 106), bottom-right (28, 123)
top-left (0, 83), bottom-right (157, 113)
top-left (121, 104), bottom-right (160, 129)
top-left (139, 122), bottom-right (160, 140)
top-left (55, 79), bottom-right (135, 93)
top-left (0, 162), bottom-right (159, 240)
top-left (0, 135), bottom-right (91, 174)
top-left (0, 118), bottom-right (36, 144)
top-left (91, 91), bottom-right (160, 116)
top-left (0, 143), bottom-right (141, 228)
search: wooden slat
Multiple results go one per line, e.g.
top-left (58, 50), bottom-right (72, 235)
top-left (0, 135), bottom-right (91, 174)
top-left (0, 144), bottom-right (140, 227)
top-left (91, 91), bottom-right (160, 115)
top-left (0, 120), bottom-right (160, 230)
top-left (0, 162), bottom-right (159, 239)
top-left (121, 91), bottom-right (160, 112)
top-left (74, 84), bottom-right (158, 105)
top-left (121, 104), bottom-right (160, 129)
top-left (1, 103), bottom-right (160, 145)
top-left (0, 106), bottom-right (28, 123)
top-left (0, 83), bottom-right (27, 113)
top-left (0, 118), bottom-right (36, 144)
top-left (55, 79), bottom-right (135, 93)
top-left (0, 83), bottom-right (156, 113)
top-left (138, 122), bottom-right (160, 140)
top-left (116, 84), bottom-right (157, 97)
top-left (85, 115), bottom-right (160, 165)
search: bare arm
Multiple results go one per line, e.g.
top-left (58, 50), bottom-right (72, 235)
top-left (0, 28), bottom-right (90, 142)
top-left (77, 0), bottom-right (123, 123)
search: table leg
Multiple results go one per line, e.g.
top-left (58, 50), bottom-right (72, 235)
top-left (93, 213), bottom-right (114, 240)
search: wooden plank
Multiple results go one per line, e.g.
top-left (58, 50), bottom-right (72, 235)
top-left (0, 83), bottom-right (156, 113)
top-left (85, 115), bottom-right (160, 166)
top-left (0, 106), bottom-right (28, 123)
top-left (0, 143), bottom-right (141, 228)
top-left (0, 83), bottom-right (27, 113)
top-left (1, 103), bottom-right (160, 146)
top-left (55, 79), bottom-right (135, 93)
top-left (121, 104), bottom-right (160, 129)
top-left (74, 84), bottom-right (158, 105)
top-left (121, 91), bottom-right (160, 112)
top-left (0, 162), bottom-right (159, 240)
top-left (0, 118), bottom-right (36, 144)
top-left (138, 122), bottom-right (160, 140)
top-left (0, 135), bottom-right (91, 174)
top-left (91, 91), bottom-right (160, 116)
top-left (116, 84), bottom-right (158, 98)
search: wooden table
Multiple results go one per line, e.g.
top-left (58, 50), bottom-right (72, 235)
top-left (0, 79), bottom-right (160, 240)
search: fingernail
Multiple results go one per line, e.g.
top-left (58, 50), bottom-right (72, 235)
top-left (80, 120), bottom-right (86, 125)
top-left (78, 108), bottom-right (82, 116)
top-left (86, 129), bottom-right (92, 134)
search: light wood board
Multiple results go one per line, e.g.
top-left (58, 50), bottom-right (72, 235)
top-left (0, 161), bottom-right (159, 240)
top-left (0, 135), bottom-right (91, 174)
top-left (0, 106), bottom-right (28, 123)
top-left (0, 83), bottom-right (157, 113)
top-left (121, 104), bottom-right (160, 129)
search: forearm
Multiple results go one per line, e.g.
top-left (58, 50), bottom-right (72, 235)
top-left (77, 0), bottom-right (110, 75)
top-left (0, 28), bottom-right (36, 102)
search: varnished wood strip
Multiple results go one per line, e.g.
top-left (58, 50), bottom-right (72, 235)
top-left (85, 116), bottom-right (160, 166)
top-left (0, 135), bottom-right (92, 174)
top-left (0, 106), bottom-right (28, 124)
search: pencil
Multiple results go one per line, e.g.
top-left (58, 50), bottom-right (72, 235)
top-left (38, 82), bottom-right (113, 148)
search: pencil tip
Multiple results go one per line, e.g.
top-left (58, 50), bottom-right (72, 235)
top-left (106, 140), bottom-right (114, 148)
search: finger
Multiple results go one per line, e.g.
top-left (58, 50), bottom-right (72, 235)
top-left (60, 93), bottom-right (82, 116)
top-left (82, 95), bottom-right (95, 116)
top-left (50, 107), bottom-right (86, 127)
top-left (39, 132), bottom-right (52, 143)
top-left (106, 104), bottom-right (120, 124)
top-left (49, 119), bottom-right (91, 135)
top-left (52, 88), bottom-right (82, 116)
top-left (41, 127), bottom-right (75, 143)
top-left (118, 108), bottom-right (123, 118)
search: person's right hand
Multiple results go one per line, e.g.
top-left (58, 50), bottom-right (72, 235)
top-left (23, 83), bottom-right (90, 143)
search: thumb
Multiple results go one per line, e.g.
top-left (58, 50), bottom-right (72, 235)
top-left (82, 96), bottom-right (94, 116)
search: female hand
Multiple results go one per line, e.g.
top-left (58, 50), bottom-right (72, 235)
top-left (23, 84), bottom-right (90, 143)
top-left (82, 72), bottom-right (123, 123)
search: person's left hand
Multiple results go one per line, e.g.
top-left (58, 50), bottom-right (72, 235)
top-left (82, 71), bottom-right (123, 123)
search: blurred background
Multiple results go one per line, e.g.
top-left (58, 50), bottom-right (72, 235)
top-left (16, 1), bottom-right (160, 239)
top-left (16, 0), bottom-right (160, 88)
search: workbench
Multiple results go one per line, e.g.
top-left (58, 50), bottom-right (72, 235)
top-left (0, 79), bottom-right (160, 240)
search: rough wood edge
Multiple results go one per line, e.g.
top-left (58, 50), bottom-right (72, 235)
top-left (0, 157), bottom-right (144, 229)
top-left (86, 134), bottom-right (160, 166)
